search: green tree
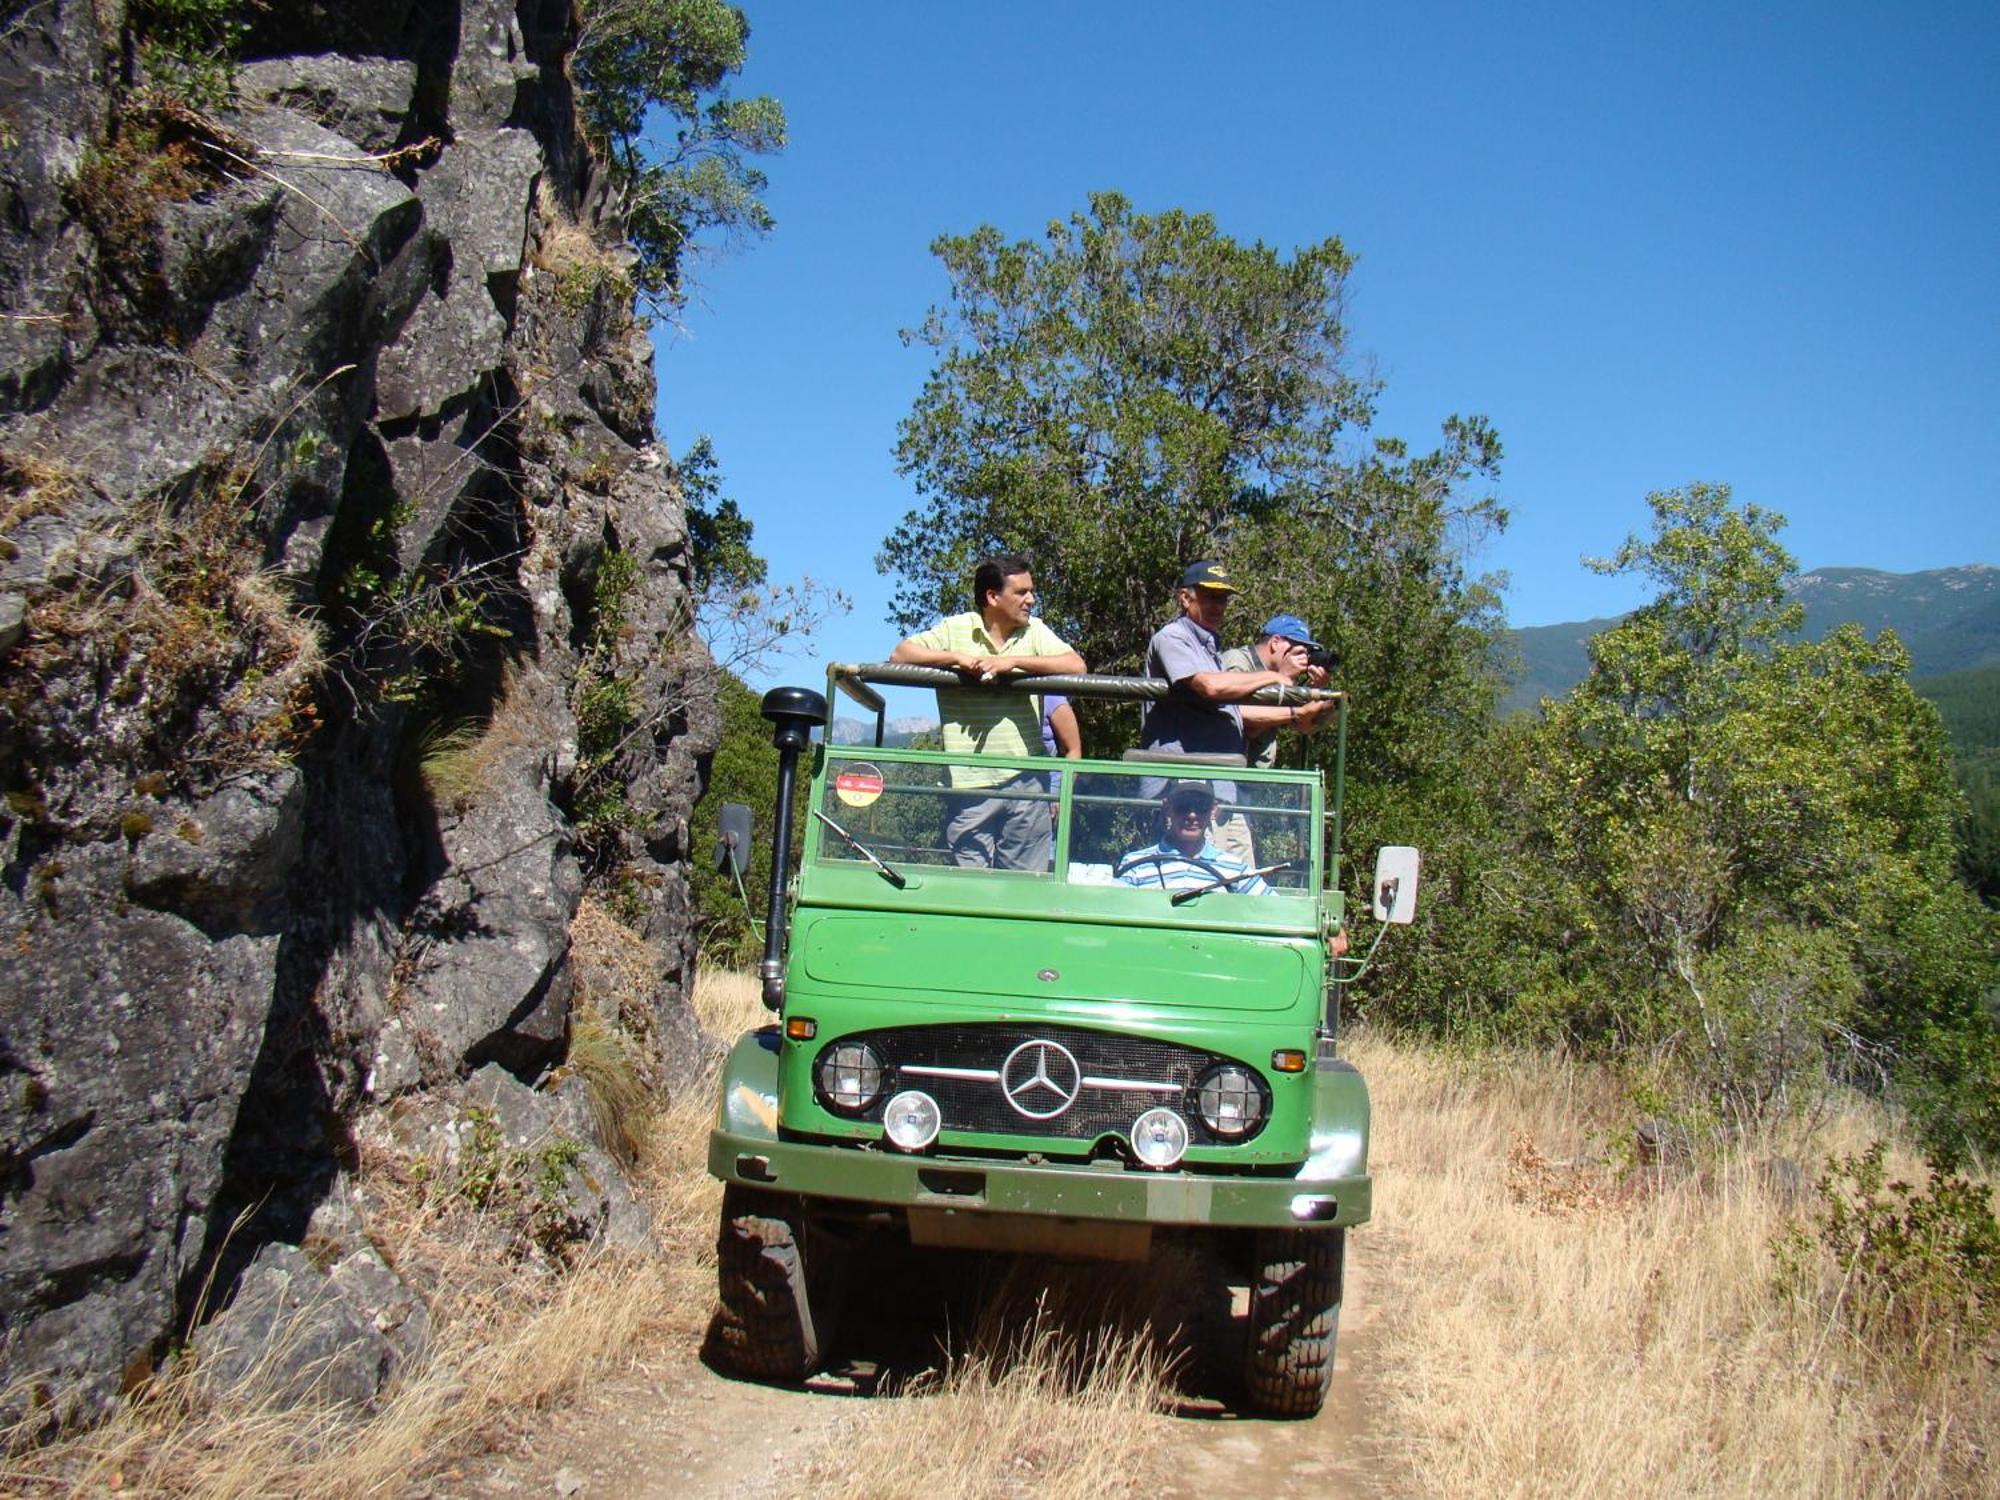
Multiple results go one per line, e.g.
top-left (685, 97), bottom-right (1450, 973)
top-left (1523, 485), bottom-right (1998, 1150)
top-left (572, 0), bottom-right (786, 305)
top-left (1957, 759), bottom-right (2000, 905)
top-left (882, 192), bottom-right (1505, 726)
top-left (681, 434), bottom-right (766, 598)
top-left (883, 192), bottom-right (1382, 677)
top-left (1915, 663), bottom-right (2000, 904)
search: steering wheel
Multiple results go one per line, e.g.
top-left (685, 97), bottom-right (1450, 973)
top-left (1113, 851), bottom-right (1231, 888)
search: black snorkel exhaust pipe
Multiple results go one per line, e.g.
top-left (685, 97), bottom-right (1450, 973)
top-left (757, 686), bottom-right (828, 1009)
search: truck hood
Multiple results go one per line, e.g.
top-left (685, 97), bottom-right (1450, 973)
top-left (795, 911), bottom-right (1311, 1014)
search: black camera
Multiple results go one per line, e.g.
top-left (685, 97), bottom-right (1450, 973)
top-left (1306, 645), bottom-right (1340, 676)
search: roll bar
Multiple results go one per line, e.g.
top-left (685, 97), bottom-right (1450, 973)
top-left (825, 661), bottom-right (1344, 746)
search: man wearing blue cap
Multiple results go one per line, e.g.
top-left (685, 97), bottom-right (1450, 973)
top-left (1221, 613), bottom-right (1337, 770)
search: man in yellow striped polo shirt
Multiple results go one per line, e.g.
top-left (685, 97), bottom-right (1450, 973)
top-left (890, 554), bottom-right (1087, 870)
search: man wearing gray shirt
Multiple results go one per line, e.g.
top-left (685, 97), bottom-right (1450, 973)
top-left (1138, 561), bottom-right (1297, 863)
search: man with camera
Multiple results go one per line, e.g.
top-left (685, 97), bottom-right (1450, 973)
top-left (1221, 613), bottom-right (1338, 770)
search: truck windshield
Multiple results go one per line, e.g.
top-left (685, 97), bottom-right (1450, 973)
top-left (814, 755), bottom-right (1313, 893)
top-left (1066, 769), bottom-right (1313, 894)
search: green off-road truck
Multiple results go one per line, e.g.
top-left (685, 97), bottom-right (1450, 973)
top-left (705, 664), bottom-right (1417, 1415)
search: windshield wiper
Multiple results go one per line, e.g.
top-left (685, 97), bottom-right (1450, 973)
top-left (811, 809), bottom-right (908, 888)
top-left (1169, 861), bottom-right (1296, 906)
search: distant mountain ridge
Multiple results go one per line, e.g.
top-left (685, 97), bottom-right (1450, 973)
top-left (1502, 564), bottom-right (1999, 714)
top-left (829, 715), bottom-right (937, 747)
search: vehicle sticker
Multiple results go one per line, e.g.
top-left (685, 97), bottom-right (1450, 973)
top-left (834, 764), bottom-right (885, 808)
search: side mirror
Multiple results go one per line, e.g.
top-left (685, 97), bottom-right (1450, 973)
top-left (715, 802), bottom-right (754, 876)
top-left (1372, 845), bottom-right (1420, 924)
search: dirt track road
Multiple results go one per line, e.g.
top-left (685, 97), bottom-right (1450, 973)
top-left (1154, 1290), bottom-right (1395, 1499)
top-left (459, 1238), bottom-right (1401, 1499)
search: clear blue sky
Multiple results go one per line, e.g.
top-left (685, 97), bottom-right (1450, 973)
top-left (651, 1), bottom-right (1999, 694)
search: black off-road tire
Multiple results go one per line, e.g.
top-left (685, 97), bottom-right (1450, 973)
top-left (1242, 1226), bottom-right (1343, 1416)
top-left (708, 1186), bottom-right (841, 1382)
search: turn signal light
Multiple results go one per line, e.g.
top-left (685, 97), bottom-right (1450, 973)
top-left (1271, 1049), bottom-right (1308, 1073)
top-left (785, 1016), bottom-right (817, 1040)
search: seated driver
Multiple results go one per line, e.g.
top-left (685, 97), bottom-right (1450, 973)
top-left (1115, 781), bottom-right (1268, 895)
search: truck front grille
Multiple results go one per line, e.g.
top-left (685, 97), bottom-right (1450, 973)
top-left (815, 1022), bottom-right (1259, 1145)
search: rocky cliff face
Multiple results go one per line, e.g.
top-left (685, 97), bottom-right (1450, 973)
top-left (0, 0), bottom-right (718, 1419)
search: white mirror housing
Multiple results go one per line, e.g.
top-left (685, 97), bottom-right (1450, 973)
top-left (1372, 845), bottom-right (1420, 924)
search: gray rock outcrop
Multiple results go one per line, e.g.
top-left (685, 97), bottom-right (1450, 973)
top-left (194, 1241), bottom-right (423, 1411)
top-left (0, 0), bottom-right (720, 1422)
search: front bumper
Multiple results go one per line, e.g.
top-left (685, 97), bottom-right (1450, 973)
top-left (708, 1127), bottom-right (1372, 1230)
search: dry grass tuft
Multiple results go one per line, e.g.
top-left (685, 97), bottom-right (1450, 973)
top-left (528, 189), bottom-right (633, 316)
top-left (686, 964), bottom-right (766, 1042)
top-left (1504, 1131), bottom-right (1621, 1218)
top-left (630, 966), bottom-right (764, 1325)
top-left (566, 895), bottom-right (676, 1131)
top-left (1347, 1029), bottom-right (1998, 1498)
top-left (416, 675), bottom-right (563, 813)
top-left (797, 1259), bottom-right (1181, 1500)
top-left (0, 446), bottom-right (78, 554)
top-left (411, 718), bottom-right (486, 811)
top-left (566, 1005), bottom-right (652, 1165)
top-left (570, 895), bottom-right (665, 1011)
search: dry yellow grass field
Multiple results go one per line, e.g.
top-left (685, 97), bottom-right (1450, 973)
top-left (1347, 1033), bottom-right (1996, 1498)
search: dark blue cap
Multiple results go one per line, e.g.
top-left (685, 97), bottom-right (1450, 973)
top-left (1179, 560), bottom-right (1238, 591)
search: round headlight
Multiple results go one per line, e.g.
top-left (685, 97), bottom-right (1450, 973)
top-left (882, 1090), bottom-right (941, 1151)
top-left (1130, 1107), bottom-right (1189, 1169)
top-left (816, 1041), bottom-right (884, 1112)
top-left (1196, 1064), bottom-right (1269, 1139)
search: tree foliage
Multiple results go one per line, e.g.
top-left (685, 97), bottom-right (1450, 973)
top-left (688, 670), bottom-right (795, 965)
top-left (680, 434), bottom-right (766, 597)
top-left (1916, 663), bottom-right (2000, 904)
top-left (1957, 757), bottom-right (2000, 906)
top-left (1493, 486), bottom-right (1997, 1151)
top-left (885, 192), bottom-right (1379, 673)
top-left (572, 0), bottom-right (785, 304)
top-left (883, 193), bottom-right (1507, 760)
top-left (882, 195), bottom-right (1516, 1062)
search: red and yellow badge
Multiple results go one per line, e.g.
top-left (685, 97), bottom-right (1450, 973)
top-left (833, 764), bottom-right (885, 808)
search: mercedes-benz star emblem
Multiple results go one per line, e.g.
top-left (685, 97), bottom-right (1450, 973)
top-left (1001, 1039), bottom-right (1082, 1120)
